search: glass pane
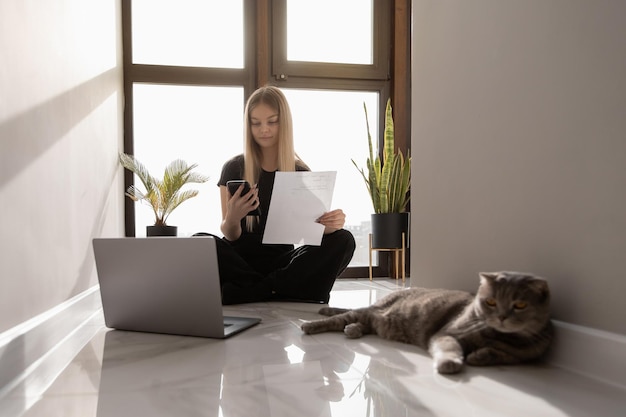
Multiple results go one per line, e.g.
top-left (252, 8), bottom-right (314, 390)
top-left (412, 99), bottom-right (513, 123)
top-left (283, 89), bottom-right (379, 267)
top-left (132, 84), bottom-right (244, 237)
top-left (286, 0), bottom-right (373, 65)
top-left (132, 0), bottom-right (244, 68)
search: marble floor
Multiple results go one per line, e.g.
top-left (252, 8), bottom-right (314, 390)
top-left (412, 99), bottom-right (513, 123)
top-left (1, 279), bottom-right (625, 417)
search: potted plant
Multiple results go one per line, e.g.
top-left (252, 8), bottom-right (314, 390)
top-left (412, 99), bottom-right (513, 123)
top-left (352, 98), bottom-right (411, 249)
top-left (119, 153), bottom-right (209, 237)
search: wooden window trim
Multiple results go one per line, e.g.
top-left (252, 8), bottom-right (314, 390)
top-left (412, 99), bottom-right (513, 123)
top-left (122, 0), bottom-right (411, 278)
top-left (270, 0), bottom-right (391, 81)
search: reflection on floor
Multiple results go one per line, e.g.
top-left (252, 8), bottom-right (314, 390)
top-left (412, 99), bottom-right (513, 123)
top-left (1, 279), bottom-right (625, 417)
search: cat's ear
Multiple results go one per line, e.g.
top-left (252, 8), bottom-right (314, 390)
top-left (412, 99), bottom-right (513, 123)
top-left (479, 272), bottom-right (498, 285)
top-left (530, 278), bottom-right (551, 303)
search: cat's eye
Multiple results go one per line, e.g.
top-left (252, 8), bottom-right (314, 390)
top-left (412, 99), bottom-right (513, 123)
top-left (485, 298), bottom-right (497, 307)
top-left (514, 301), bottom-right (528, 310)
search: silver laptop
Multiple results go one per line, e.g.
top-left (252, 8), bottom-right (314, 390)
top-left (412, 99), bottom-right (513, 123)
top-left (92, 236), bottom-right (261, 338)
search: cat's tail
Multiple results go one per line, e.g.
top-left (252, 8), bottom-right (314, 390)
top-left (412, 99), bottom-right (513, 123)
top-left (318, 307), bottom-right (351, 316)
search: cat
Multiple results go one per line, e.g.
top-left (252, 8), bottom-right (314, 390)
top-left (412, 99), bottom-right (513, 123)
top-left (301, 271), bottom-right (553, 374)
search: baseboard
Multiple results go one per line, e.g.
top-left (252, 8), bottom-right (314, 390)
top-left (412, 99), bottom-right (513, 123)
top-left (548, 320), bottom-right (626, 389)
top-left (2, 288), bottom-right (625, 396)
top-left (0, 286), bottom-right (102, 398)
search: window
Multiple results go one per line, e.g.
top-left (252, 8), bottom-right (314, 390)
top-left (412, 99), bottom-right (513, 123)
top-left (123, 0), bottom-right (410, 277)
top-left (282, 89), bottom-right (379, 267)
top-left (272, 0), bottom-right (389, 80)
top-left (131, 84), bottom-right (244, 237)
top-left (286, 0), bottom-right (373, 65)
top-left (131, 0), bottom-right (244, 68)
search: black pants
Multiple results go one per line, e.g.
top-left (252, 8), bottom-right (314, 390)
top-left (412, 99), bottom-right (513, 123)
top-left (194, 230), bottom-right (356, 304)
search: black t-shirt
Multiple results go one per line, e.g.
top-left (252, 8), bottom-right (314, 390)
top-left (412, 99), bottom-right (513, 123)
top-left (218, 154), bottom-right (309, 237)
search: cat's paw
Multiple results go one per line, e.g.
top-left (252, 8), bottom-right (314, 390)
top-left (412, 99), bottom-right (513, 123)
top-left (435, 358), bottom-right (463, 374)
top-left (318, 307), bottom-right (349, 316)
top-left (318, 307), bottom-right (334, 316)
top-left (301, 321), bottom-right (320, 335)
top-left (466, 348), bottom-right (497, 366)
top-left (344, 323), bottom-right (363, 339)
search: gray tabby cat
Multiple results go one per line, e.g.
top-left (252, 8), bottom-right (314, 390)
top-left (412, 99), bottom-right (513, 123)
top-left (301, 271), bottom-right (553, 374)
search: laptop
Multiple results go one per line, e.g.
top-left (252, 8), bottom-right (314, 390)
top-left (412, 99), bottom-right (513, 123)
top-left (92, 236), bottom-right (261, 338)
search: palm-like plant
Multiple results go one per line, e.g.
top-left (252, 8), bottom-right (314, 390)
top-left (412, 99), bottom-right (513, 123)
top-left (352, 98), bottom-right (411, 213)
top-left (118, 153), bottom-right (209, 226)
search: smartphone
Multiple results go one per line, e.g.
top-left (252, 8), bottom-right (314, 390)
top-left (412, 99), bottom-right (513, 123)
top-left (226, 180), bottom-right (260, 216)
top-left (226, 180), bottom-right (251, 196)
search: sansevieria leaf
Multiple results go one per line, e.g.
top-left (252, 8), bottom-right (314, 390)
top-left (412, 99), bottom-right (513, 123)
top-left (352, 99), bottom-right (410, 214)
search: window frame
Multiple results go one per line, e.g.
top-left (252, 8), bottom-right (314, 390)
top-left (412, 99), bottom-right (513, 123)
top-left (121, 0), bottom-right (411, 278)
top-left (271, 0), bottom-right (390, 81)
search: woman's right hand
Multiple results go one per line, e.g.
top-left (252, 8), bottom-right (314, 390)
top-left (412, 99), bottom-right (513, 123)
top-left (219, 183), bottom-right (259, 241)
top-left (225, 183), bottom-right (259, 222)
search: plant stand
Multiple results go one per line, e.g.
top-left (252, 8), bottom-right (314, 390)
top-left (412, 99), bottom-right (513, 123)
top-left (368, 232), bottom-right (406, 281)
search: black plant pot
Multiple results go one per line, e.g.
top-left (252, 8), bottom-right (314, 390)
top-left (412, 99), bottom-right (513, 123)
top-left (146, 225), bottom-right (178, 237)
top-left (371, 213), bottom-right (410, 249)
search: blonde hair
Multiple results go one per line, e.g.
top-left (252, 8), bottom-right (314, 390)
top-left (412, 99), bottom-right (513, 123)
top-left (242, 86), bottom-right (307, 230)
top-left (243, 85), bottom-right (300, 183)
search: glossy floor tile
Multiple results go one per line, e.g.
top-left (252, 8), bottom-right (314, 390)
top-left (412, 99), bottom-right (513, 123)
top-left (2, 279), bottom-right (625, 417)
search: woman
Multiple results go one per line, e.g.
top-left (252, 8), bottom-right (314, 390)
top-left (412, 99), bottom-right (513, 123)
top-left (211, 86), bottom-right (355, 304)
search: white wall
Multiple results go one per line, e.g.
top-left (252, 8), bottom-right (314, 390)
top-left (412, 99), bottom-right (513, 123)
top-left (411, 0), bottom-right (626, 335)
top-left (0, 0), bottom-right (124, 333)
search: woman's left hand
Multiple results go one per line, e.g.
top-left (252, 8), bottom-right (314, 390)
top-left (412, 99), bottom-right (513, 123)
top-left (317, 209), bottom-right (346, 234)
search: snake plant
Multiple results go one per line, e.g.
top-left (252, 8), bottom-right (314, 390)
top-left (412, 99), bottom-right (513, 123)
top-left (119, 153), bottom-right (209, 226)
top-left (352, 98), bottom-right (411, 214)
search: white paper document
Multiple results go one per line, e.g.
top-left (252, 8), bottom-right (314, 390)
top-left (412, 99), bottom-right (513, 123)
top-left (262, 171), bottom-right (337, 246)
